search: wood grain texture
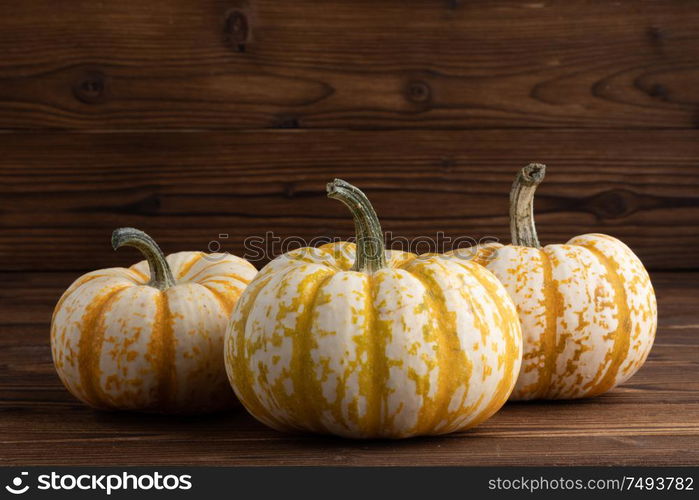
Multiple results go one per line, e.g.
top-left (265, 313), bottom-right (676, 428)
top-left (1, 129), bottom-right (697, 272)
top-left (0, 0), bottom-right (698, 130)
top-left (0, 271), bottom-right (696, 466)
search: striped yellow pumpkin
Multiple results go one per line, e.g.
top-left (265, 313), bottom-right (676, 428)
top-left (456, 164), bottom-right (657, 400)
top-left (225, 179), bottom-right (522, 438)
top-left (51, 228), bottom-right (257, 413)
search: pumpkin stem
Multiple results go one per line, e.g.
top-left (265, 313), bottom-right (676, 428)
top-left (327, 179), bottom-right (387, 273)
top-left (510, 163), bottom-right (546, 248)
top-left (111, 227), bottom-right (176, 290)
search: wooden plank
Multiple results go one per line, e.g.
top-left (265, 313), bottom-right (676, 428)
top-left (0, 271), bottom-right (697, 466)
top-left (1, 0), bottom-right (699, 130)
top-left (1, 129), bottom-right (698, 271)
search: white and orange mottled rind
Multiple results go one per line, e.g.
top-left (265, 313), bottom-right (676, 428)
top-left (454, 233), bottom-right (657, 400)
top-left (50, 251), bottom-right (257, 413)
top-left (224, 242), bottom-right (522, 439)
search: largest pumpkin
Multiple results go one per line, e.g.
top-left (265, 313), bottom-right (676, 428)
top-left (459, 164), bottom-right (657, 400)
top-left (225, 179), bottom-right (522, 438)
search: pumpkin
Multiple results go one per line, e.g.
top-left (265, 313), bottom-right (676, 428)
top-left (457, 164), bottom-right (657, 400)
top-left (51, 227), bottom-right (257, 413)
top-left (224, 179), bottom-right (522, 438)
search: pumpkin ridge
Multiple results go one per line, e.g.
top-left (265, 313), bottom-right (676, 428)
top-left (227, 272), bottom-right (279, 428)
top-left (302, 271), bottom-right (375, 437)
top-left (52, 273), bottom-right (107, 324)
top-left (571, 233), bottom-right (657, 375)
top-left (472, 243), bottom-right (503, 267)
top-left (537, 248), bottom-right (560, 399)
top-left (402, 258), bottom-right (471, 435)
top-left (372, 272), bottom-right (397, 435)
top-left (151, 292), bottom-right (177, 411)
top-left (184, 258), bottom-right (234, 282)
top-left (369, 269), bottom-right (427, 437)
top-left (539, 245), bottom-right (576, 399)
top-left (317, 241), bottom-right (350, 264)
top-left (174, 252), bottom-right (205, 279)
top-left (78, 284), bottom-right (130, 408)
top-left (387, 251), bottom-right (418, 270)
top-left (363, 272), bottom-right (382, 437)
top-left (297, 270), bottom-right (338, 434)
top-left (260, 264), bottom-right (334, 432)
top-left (251, 266), bottom-right (306, 430)
top-left (463, 260), bottom-right (521, 427)
top-left (574, 243), bottom-right (631, 397)
top-left (128, 267), bottom-right (149, 283)
top-left (197, 282), bottom-right (239, 317)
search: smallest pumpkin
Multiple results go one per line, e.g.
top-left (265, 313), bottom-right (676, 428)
top-left (51, 227), bottom-right (257, 413)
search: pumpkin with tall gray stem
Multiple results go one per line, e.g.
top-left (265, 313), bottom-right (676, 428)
top-left (452, 164), bottom-right (657, 400)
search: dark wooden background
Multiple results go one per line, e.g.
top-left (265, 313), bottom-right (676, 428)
top-left (1, 0), bottom-right (698, 466)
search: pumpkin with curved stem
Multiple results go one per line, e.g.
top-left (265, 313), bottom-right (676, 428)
top-left (225, 179), bottom-right (522, 438)
top-left (456, 164), bottom-right (657, 400)
top-left (50, 228), bottom-right (257, 413)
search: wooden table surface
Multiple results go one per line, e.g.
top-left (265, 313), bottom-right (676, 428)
top-left (1, 271), bottom-right (697, 466)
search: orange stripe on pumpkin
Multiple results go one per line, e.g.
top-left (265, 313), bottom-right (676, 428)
top-left (392, 260), bottom-right (458, 435)
top-left (175, 252), bottom-right (205, 279)
top-left (52, 274), bottom-right (107, 323)
top-left (577, 245), bottom-right (631, 397)
top-left (537, 249), bottom-right (560, 399)
top-left (78, 285), bottom-right (129, 408)
top-left (151, 292), bottom-right (177, 411)
top-left (200, 280), bottom-right (243, 313)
